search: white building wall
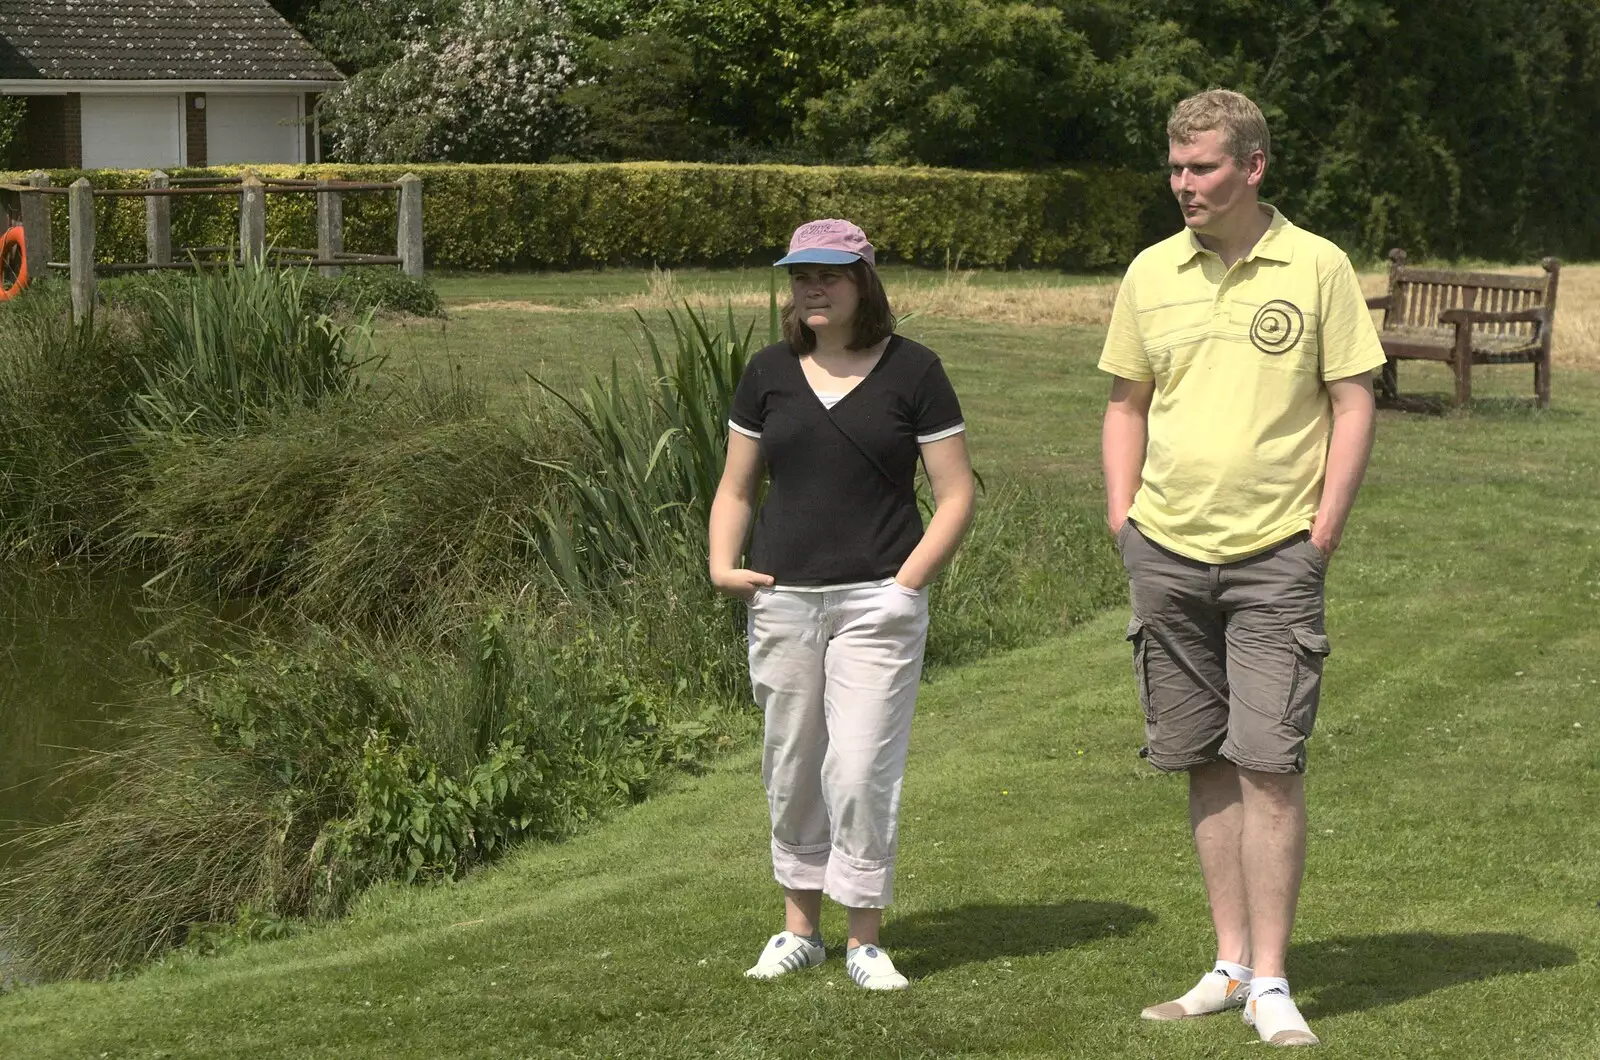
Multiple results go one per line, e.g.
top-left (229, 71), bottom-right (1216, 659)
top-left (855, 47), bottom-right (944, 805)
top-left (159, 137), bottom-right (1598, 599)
top-left (79, 95), bottom-right (183, 169)
top-left (206, 94), bottom-right (302, 165)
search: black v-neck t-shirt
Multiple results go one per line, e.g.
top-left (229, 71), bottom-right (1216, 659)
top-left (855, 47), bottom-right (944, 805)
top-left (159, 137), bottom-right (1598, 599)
top-left (728, 335), bottom-right (965, 585)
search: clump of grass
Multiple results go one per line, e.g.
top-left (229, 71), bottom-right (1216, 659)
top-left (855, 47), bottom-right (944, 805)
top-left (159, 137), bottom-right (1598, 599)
top-left (129, 257), bottom-right (380, 438)
top-left (0, 288), bottom-right (144, 558)
top-left (123, 379), bottom-right (567, 623)
top-left (0, 712), bottom-right (325, 982)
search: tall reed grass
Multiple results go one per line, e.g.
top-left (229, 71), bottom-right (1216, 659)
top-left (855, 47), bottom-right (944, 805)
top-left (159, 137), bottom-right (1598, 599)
top-left (129, 258), bottom-right (380, 438)
top-left (522, 306), bottom-right (753, 593)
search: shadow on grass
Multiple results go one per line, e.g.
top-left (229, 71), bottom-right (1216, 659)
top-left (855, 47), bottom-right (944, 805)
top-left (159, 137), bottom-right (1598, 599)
top-left (886, 901), bottom-right (1155, 976)
top-left (1378, 392), bottom-right (1576, 419)
top-left (1377, 392), bottom-right (1451, 416)
top-left (1295, 932), bottom-right (1577, 1018)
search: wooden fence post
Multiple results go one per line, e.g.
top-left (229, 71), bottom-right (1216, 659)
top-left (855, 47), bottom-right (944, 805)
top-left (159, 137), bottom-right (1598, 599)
top-left (317, 178), bottom-right (343, 278)
top-left (20, 171), bottom-right (51, 282)
top-left (238, 171), bottom-right (266, 264)
top-left (69, 178), bottom-right (95, 323)
top-left (146, 170), bottom-right (171, 267)
top-left (397, 173), bottom-right (423, 278)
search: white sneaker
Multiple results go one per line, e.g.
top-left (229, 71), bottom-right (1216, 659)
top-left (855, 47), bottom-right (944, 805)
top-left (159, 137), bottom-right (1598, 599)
top-left (1140, 969), bottom-right (1252, 1020)
top-left (744, 931), bottom-right (825, 980)
top-left (1243, 988), bottom-right (1320, 1046)
top-left (846, 944), bottom-right (909, 991)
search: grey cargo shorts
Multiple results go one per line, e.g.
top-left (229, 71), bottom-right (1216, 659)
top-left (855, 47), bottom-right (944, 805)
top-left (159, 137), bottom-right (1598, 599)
top-left (1115, 520), bottom-right (1331, 774)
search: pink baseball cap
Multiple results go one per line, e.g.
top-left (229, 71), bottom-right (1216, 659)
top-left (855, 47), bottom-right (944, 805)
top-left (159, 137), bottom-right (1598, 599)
top-left (774, 218), bottom-right (876, 268)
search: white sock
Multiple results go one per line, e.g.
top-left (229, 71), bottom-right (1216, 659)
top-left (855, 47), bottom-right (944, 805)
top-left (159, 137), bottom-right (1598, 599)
top-left (1214, 960), bottom-right (1253, 983)
top-left (1248, 976), bottom-right (1290, 1001)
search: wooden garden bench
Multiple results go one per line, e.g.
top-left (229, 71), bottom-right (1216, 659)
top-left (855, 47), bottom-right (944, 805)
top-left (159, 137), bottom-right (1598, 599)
top-left (1366, 249), bottom-right (1560, 409)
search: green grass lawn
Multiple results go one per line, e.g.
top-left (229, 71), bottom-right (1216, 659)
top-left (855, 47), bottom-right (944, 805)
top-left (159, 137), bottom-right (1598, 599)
top-left (2, 287), bottom-right (1597, 1057)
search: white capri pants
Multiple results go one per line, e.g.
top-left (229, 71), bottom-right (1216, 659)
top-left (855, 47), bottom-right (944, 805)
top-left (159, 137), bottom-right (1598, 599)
top-left (746, 581), bottom-right (929, 909)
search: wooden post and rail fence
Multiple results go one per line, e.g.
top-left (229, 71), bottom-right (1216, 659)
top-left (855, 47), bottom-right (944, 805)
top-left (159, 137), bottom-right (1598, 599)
top-left (2, 170), bottom-right (423, 322)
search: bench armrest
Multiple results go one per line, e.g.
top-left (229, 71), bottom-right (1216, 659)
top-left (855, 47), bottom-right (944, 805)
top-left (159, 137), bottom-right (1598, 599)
top-left (1438, 306), bottom-right (1546, 326)
top-left (1365, 294), bottom-right (1392, 311)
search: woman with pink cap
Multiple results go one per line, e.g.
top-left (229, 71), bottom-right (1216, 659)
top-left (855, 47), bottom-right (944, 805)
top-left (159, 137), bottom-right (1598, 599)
top-left (709, 219), bottom-right (976, 990)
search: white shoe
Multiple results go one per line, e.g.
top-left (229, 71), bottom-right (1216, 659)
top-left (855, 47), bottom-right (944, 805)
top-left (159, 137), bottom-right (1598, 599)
top-left (1141, 969), bottom-right (1252, 1020)
top-left (846, 944), bottom-right (909, 991)
top-left (1243, 988), bottom-right (1320, 1046)
top-left (744, 931), bottom-right (825, 980)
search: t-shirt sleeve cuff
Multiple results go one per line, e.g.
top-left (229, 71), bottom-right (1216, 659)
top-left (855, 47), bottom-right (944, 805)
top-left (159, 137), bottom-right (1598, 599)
top-left (1323, 350), bottom-right (1390, 381)
top-left (728, 419), bottom-right (761, 439)
top-left (1096, 357), bottom-right (1154, 381)
top-left (916, 421), bottom-right (965, 444)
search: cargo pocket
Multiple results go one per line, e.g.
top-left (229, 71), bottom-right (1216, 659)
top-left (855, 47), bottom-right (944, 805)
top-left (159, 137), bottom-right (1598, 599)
top-left (1285, 627), bottom-right (1331, 736)
top-left (1126, 616), bottom-right (1156, 724)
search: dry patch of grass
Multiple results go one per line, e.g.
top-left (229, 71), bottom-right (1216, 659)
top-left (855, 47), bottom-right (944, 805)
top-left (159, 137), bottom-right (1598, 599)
top-left (450, 300), bottom-right (579, 314)
top-left (891, 272), bottom-right (1119, 327)
top-left (447, 262), bottom-right (1600, 368)
top-left (452, 268), bottom-right (1121, 328)
top-left (1358, 263), bottom-right (1600, 369)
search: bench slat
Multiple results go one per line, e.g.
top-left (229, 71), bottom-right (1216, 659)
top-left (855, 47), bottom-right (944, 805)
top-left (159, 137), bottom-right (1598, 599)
top-left (1396, 266), bottom-right (1549, 291)
top-left (1380, 327), bottom-right (1540, 360)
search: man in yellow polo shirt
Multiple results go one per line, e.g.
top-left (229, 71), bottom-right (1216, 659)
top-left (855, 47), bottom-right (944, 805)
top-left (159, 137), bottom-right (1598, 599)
top-left (1099, 89), bottom-right (1384, 1048)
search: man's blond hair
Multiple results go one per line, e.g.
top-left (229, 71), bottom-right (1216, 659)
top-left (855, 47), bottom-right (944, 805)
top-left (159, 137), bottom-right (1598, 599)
top-left (1167, 89), bottom-right (1270, 166)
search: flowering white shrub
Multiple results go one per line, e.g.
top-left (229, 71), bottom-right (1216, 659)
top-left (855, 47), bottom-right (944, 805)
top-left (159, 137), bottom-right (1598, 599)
top-left (0, 96), bottom-right (26, 169)
top-left (323, 0), bottom-right (582, 163)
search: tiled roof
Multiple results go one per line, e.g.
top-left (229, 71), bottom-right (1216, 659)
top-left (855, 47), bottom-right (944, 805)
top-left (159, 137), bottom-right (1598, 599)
top-left (0, 0), bottom-right (342, 82)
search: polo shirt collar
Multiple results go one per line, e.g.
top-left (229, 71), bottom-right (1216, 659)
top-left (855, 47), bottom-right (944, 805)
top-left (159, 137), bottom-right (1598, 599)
top-left (1171, 204), bottom-right (1295, 267)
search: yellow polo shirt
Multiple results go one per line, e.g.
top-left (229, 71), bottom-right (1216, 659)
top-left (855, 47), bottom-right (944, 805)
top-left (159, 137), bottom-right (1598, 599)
top-left (1098, 206), bottom-right (1386, 563)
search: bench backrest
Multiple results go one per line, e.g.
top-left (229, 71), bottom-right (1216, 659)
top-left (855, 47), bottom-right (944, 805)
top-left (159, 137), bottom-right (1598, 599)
top-left (1381, 249), bottom-right (1560, 346)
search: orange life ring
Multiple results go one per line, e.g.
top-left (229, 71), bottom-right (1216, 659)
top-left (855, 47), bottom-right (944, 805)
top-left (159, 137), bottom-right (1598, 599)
top-left (0, 226), bottom-right (27, 300)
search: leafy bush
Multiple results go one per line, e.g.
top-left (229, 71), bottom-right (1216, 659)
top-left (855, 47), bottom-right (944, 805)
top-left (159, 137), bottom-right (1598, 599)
top-left (309, 268), bottom-right (444, 318)
top-left (101, 267), bottom-right (443, 319)
top-left (5, 162), bottom-right (1165, 271)
top-left (0, 550), bottom-right (756, 981)
top-left (800, 0), bottom-right (1101, 169)
top-left (0, 96), bottom-right (24, 171)
top-left (320, 0), bottom-right (581, 163)
top-left (562, 31), bottom-right (722, 161)
top-left (565, 0), bottom-right (851, 150)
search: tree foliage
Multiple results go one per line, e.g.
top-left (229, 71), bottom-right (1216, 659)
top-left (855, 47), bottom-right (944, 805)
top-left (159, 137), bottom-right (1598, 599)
top-left (275, 0), bottom-right (1600, 258)
top-left (317, 0), bottom-right (581, 163)
top-left (0, 96), bottom-right (26, 171)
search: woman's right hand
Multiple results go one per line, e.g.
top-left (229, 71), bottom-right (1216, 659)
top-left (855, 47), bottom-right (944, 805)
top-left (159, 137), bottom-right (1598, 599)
top-left (711, 567), bottom-right (777, 603)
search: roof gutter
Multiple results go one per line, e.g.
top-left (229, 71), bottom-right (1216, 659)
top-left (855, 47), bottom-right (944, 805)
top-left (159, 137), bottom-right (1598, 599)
top-left (0, 78), bottom-right (342, 94)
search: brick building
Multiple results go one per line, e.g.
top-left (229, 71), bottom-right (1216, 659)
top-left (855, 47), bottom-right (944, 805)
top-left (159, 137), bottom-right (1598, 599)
top-left (0, 0), bottom-right (342, 169)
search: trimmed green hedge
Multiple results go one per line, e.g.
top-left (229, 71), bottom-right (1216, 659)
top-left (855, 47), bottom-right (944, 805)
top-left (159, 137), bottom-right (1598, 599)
top-left (4, 162), bottom-right (1167, 271)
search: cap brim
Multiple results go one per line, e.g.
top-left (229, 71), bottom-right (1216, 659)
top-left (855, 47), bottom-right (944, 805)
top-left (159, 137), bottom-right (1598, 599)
top-left (773, 249), bottom-right (863, 266)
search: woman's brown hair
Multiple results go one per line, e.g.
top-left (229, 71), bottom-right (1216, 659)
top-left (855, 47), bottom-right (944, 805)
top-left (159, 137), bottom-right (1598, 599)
top-left (780, 260), bottom-right (896, 353)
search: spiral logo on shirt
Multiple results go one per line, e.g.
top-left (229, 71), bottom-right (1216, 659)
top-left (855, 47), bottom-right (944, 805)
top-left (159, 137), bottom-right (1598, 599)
top-left (1249, 299), bottom-right (1305, 355)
